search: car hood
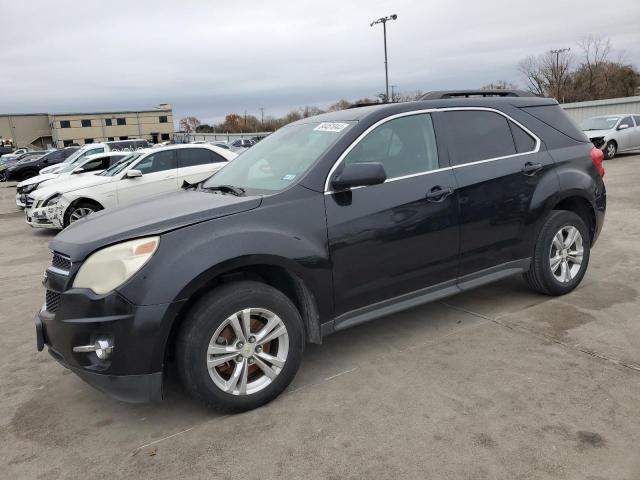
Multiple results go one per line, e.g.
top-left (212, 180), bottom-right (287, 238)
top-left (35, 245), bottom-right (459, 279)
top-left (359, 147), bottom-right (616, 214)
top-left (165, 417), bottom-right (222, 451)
top-left (40, 164), bottom-right (64, 174)
top-left (18, 173), bottom-right (58, 188)
top-left (583, 129), bottom-right (611, 138)
top-left (51, 190), bottom-right (263, 261)
top-left (31, 174), bottom-right (113, 199)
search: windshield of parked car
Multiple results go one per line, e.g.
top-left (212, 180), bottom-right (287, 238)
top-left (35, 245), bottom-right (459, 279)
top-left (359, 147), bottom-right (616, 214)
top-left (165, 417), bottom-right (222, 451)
top-left (581, 117), bottom-right (620, 131)
top-left (202, 121), bottom-right (354, 193)
top-left (99, 152), bottom-right (144, 176)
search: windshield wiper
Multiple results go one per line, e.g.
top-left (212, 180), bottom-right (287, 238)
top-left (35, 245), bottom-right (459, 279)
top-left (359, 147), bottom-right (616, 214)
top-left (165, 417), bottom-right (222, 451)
top-left (201, 184), bottom-right (246, 196)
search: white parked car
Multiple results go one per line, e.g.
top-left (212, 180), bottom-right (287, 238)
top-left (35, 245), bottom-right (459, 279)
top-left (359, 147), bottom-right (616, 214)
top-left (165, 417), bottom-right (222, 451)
top-left (16, 152), bottom-right (128, 207)
top-left (39, 139), bottom-right (149, 175)
top-left (24, 144), bottom-right (236, 229)
top-left (581, 114), bottom-right (640, 159)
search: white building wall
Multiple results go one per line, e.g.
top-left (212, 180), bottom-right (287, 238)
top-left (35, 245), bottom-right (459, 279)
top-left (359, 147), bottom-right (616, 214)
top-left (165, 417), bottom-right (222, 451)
top-left (562, 96), bottom-right (640, 123)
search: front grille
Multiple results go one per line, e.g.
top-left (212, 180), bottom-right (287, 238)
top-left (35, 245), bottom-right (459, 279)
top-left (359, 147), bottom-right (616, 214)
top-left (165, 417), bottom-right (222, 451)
top-left (51, 252), bottom-right (71, 272)
top-left (46, 290), bottom-right (60, 312)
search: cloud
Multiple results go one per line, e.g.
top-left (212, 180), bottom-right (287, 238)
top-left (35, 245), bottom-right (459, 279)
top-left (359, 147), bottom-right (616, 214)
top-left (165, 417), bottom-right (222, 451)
top-left (1, 0), bottom-right (638, 124)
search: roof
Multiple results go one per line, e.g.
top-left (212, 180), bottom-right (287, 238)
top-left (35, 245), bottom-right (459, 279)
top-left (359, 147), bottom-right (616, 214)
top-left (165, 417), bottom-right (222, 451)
top-left (49, 108), bottom-right (172, 117)
top-left (292, 96), bottom-right (558, 124)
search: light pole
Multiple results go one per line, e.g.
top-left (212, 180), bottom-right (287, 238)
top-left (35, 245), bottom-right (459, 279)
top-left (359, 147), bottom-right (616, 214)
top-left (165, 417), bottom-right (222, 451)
top-left (391, 84), bottom-right (398, 102)
top-left (370, 14), bottom-right (397, 102)
top-left (259, 107), bottom-right (265, 131)
top-left (550, 47), bottom-right (570, 101)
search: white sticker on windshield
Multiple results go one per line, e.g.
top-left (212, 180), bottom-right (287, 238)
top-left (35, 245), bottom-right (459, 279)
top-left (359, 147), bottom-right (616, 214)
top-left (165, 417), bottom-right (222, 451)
top-left (606, 118), bottom-right (618, 121)
top-left (282, 174), bottom-right (296, 181)
top-left (314, 122), bottom-right (350, 133)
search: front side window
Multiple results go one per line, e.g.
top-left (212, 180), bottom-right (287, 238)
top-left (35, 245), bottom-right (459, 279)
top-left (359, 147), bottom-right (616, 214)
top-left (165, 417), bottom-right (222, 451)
top-left (633, 116), bottom-right (640, 126)
top-left (444, 111), bottom-right (517, 166)
top-left (77, 157), bottom-right (107, 173)
top-left (135, 150), bottom-right (177, 174)
top-left (100, 152), bottom-right (144, 176)
top-left (619, 116), bottom-right (633, 129)
top-left (343, 114), bottom-right (439, 179)
top-left (203, 121), bottom-right (354, 193)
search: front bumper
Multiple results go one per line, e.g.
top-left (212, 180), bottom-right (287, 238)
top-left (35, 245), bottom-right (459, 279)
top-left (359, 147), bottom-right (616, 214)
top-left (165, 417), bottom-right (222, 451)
top-left (16, 193), bottom-right (26, 208)
top-left (25, 204), bottom-right (64, 229)
top-left (35, 271), bottom-right (183, 403)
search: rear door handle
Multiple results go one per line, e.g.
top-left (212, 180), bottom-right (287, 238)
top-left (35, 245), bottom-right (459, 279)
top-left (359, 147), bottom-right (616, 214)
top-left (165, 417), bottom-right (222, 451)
top-left (426, 186), bottom-right (454, 202)
top-left (521, 162), bottom-right (543, 176)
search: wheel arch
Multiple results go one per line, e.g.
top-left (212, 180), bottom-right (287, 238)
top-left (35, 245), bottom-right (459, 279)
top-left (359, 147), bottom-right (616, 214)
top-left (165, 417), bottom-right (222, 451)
top-left (551, 193), bottom-right (596, 242)
top-left (162, 256), bottom-right (323, 364)
top-left (63, 197), bottom-right (105, 225)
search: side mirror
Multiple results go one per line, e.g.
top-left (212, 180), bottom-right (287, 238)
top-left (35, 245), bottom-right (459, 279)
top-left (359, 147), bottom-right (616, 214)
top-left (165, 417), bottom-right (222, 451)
top-left (331, 162), bottom-right (387, 191)
top-left (125, 169), bottom-right (142, 178)
top-left (617, 124), bottom-right (629, 130)
top-left (42, 159), bottom-right (48, 164)
top-left (72, 168), bottom-right (84, 174)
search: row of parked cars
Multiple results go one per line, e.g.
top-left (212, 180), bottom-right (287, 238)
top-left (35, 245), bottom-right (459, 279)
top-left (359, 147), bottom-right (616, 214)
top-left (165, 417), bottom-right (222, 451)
top-left (7, 140), bottom-right (238, 229)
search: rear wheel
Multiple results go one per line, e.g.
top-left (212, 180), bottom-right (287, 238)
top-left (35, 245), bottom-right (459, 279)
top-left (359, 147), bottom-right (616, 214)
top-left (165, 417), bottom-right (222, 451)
top-left (64, 201), bottom-right (102, 227)
top-left (20, 170), bottom-right (38, 181)
top-left (604, 141), bottom-right (617, 160)
top-left (176, 281), bottom-right (305, 411)
top-left (524, 210), bottom-right (590, 296)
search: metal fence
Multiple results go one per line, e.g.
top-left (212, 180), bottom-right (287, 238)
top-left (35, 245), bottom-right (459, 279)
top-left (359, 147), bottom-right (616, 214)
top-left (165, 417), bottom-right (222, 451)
top-left (174, 131), bottom-right (273, 144)
top-left (562, 96), bottom-right (640, 123)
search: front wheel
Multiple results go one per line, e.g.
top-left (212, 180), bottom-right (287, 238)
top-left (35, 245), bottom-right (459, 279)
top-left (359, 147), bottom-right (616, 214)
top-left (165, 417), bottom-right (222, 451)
top-left (64, 201), bottom-right (101, 227)
top-left (176, 281), bottom-right (305, 411)
top-left (604, 141), bottom-right (617, 160)
top-left (524, 210), bottom-right (591, 296)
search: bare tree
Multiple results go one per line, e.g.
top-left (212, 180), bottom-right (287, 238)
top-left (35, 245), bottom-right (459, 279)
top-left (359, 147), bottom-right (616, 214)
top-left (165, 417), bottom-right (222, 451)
top-left (576, 35), bottom-right (612, 98)
top-left (518, 50), bottom-right (572, 100)
top-left (179, 116), bottom-right (201, 133)
top-left (518, 55), bottom-right (548, 96)
top-left (481, 80), bottom-right (519, 90)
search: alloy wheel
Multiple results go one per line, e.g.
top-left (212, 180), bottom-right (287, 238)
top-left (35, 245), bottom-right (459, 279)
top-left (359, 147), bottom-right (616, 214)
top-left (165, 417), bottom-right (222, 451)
top-left (549, 225), bottom-right (583, 283)
top-left (69, 207), bottom-right (95, 223)
top-left (206, 308), bottom-right (289, 396)
top-left (606, 143), bottom-right (616, 158)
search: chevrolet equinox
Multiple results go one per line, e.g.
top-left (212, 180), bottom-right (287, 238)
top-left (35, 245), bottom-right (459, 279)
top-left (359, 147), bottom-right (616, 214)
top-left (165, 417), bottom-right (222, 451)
top-left (36, 91), bottom-right (606, 410)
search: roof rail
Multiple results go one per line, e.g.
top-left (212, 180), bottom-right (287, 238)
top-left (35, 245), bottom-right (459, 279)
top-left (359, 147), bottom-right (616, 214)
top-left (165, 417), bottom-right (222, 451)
top-left (420, 90), bottom-right (537, 100)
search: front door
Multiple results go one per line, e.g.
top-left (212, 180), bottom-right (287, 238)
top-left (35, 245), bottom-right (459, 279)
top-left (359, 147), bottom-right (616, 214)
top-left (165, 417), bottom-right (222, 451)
top-left (325, 113), bottom-right (460, 318)
top-left (441, 109), bottom-right (558, 277)
top-left (616, 116), bottom-right (635, 151)
top-left (116, 149), bottom-right (178, 206)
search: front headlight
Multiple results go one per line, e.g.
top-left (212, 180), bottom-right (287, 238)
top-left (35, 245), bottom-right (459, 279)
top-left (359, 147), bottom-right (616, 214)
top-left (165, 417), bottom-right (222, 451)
top-left (73, 237), bottom-right (160, 294)
top-left (24, 183), bottom-right (40, 194)
top-left (43, 194), bottom-right (61, 206)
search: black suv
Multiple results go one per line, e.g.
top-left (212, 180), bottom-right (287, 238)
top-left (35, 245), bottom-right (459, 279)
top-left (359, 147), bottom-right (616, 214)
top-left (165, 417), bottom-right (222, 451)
top-left (6, 147), bottom-right (79, 181)
top-left (36, 91), bottom-right (606, 410)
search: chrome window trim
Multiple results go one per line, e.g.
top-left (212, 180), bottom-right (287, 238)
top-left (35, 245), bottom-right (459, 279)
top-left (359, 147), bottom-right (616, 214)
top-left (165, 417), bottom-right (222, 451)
top-left (323, 106), bottom-right (541, 194)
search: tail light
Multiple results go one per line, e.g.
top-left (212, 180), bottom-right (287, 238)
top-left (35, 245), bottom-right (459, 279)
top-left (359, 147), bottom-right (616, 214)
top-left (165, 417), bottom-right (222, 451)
top-left (591, 147), bottom-right (605, 177)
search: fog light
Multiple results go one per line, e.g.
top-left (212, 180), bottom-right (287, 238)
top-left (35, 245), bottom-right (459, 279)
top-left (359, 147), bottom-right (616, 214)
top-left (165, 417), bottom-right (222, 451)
top-left (73, 338), bottom-right (114, 359)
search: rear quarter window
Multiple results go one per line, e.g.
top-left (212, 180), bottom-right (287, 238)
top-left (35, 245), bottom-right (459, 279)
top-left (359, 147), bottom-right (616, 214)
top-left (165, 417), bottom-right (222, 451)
top-left (520, 105), bottom-right (588, 142)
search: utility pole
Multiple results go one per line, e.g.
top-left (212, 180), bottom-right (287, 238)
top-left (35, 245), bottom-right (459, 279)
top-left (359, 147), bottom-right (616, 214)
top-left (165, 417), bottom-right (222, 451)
top-left (370, 14), bottom-right (397, 102)
top-left (391, 85), bottom-right (398, 102)
top-left (259, 107), bottom-right (264, 131)
top-left (550, 47), bottom-right (570, 102)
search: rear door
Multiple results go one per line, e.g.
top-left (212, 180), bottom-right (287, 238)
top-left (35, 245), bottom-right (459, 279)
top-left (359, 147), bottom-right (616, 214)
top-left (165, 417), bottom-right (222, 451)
top-left (629, 116), bottom-right (640, 149)
top-left (116, 150), bottom-right (178, 206)
top-left (441, 108), bottom-right (557, 278)
top-left (325, 112), bottom-right (460, 318)
top-left (177, 147), bottom-right (229, 184)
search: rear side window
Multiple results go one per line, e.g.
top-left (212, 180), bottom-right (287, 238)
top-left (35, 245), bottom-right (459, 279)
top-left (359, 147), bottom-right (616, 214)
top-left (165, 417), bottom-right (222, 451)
top-left (444, 111), bottom-right (516, 165)
top-left (344, 113), bottom-right (439, 178)
top-left (520, 104), bottom-right (587, 142)
top-left (135, 150), bottom-right (177, 174)
top-left (508, 121), bottom-right (536, 153)
top-left (178, 148), bottom-right (226, 167)
top-left (633, 116), bottom-right (640, 126)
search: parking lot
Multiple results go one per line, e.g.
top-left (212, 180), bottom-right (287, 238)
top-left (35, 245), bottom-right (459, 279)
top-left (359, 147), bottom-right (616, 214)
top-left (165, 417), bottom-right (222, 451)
top-left (1, 153), bottom-right (639, 479)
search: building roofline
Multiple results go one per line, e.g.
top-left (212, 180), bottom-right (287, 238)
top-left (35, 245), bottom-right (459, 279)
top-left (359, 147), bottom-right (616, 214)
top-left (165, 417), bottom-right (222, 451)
top-left (49, 108), bottom-right (172, 116)
top-left (0, 113), bottom-right (49, 117)
top-left (562, 96), bottom-right (640, 109)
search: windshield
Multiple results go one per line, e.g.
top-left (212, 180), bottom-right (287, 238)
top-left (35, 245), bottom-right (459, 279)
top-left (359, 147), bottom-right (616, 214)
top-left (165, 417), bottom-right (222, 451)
top-left (99, 152), bottom-right (143, 176)
top-left (202, 121), bottom-right (354, 193)
top-left (581, 117), bottom-right (620, 131)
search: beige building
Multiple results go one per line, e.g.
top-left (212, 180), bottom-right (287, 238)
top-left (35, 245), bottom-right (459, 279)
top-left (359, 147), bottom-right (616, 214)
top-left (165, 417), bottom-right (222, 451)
top-left (0, 104), bottom-right (173, 148)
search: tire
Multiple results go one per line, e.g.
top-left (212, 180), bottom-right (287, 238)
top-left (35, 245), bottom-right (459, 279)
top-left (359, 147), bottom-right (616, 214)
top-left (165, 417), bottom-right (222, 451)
top-left (176, 281), bottom-right (305, 411)
top-left (524, 210), bottom-right (590, 296)
top-left (64, 201), bottom-right (101, 227)
top-left (603, 140), bottom-right (617, 160)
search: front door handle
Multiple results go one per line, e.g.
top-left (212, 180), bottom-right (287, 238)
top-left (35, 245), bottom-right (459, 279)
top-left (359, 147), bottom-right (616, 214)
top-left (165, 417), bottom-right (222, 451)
top-left (521, 162), bottom-right (543, 176)
top-left (426, 186), bottom-right (454, 202)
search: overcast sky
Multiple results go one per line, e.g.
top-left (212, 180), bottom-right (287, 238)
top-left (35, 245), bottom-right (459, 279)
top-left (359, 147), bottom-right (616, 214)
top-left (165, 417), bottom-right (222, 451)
top-left (1, 0), bottom-right (639, 125)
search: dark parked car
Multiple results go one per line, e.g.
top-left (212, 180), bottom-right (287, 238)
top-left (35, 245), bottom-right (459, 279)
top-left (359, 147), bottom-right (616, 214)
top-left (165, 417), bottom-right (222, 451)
top-left (5, 147), bottom-right (79, 181)
top-left (0, 151), bottom-right (47, 181)
top-left (36, 91), bottom-right (606, 410)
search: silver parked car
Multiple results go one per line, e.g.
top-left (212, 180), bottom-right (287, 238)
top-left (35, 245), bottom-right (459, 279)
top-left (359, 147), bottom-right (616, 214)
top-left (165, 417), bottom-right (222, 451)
top-left (581, 114), bottom-right (640, 159)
